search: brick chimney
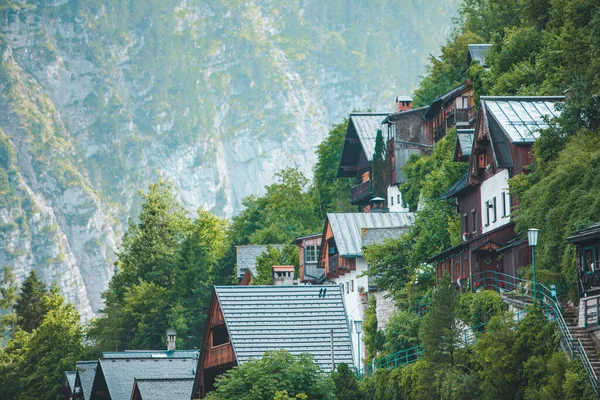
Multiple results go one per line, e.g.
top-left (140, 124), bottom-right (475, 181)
top-left (396, 96), bottom-right (413, 112)
top-left (273, 265), bottom-right (295, 285)
top-left (167, 329), bottom-right (176, 351)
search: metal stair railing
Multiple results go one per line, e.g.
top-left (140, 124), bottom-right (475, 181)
top-left (472, 271), bottom-right (598, 398)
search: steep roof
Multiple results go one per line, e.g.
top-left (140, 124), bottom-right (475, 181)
top-left (132, 377), bottom-right (194, 400)
top-left (96, 357), bottom-right (197, 400)
top-left (75, 360), bottom-right (97, 400)
top-left (236, 245), bottom-right (285, 278)
top-left (482, 96), bottom-right (563, 144)
top-left (350, 113), bottom-right (390, 161)
top-left (215, 285), bottom-right (354, 372)
top-left (442, 173), bottom-right (469, 199)
top-left (327, 212), bottom-right (413, 257)
top-left (467, 44), bottom-right (492, 66)
top-left (64, 371), bottom-right (76, 392)
top-left (362, 227), bottom-right (408, 247)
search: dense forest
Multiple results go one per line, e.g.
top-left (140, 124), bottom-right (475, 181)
top-left (2, 0), bottom-right (600, 398)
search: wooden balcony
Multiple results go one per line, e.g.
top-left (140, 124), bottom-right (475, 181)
top-left (350, 180), bottom-right (374, 205)
top-left (454, 106), bottom-right (476, 126)
top-left (329, 255), bottom-right (339, 273)
top-left (204, 343), bottom-right (235, 369)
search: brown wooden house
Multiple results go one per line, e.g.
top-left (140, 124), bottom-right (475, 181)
top-left (423, 83), bottom-right (476, 143)
top-left (192, 286), bottom-right (353, 399)
top-left (60, 371), bottom-right (77, 400)
top-left (293, 233), bottom-right (324, 283)
top-left (430, 96), bottom-right (564, 287)
top-left (567, 223), bottom-right (600, 299)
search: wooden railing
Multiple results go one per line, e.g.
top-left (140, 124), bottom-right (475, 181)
top-left (350, 180), bottom-right (373, 204)
top-left (204, 343), bottom-right (235, 369)
top-left (329, 255), bottom-right (339, 273)
top-left (454, 106), bottom-right (476, 124)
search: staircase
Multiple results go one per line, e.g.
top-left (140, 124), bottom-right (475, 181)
top-left (563, 308), bottom-right (600, 381)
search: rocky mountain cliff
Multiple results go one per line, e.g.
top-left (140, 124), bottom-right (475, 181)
top-left (0, 0), bottom-right (458, 319)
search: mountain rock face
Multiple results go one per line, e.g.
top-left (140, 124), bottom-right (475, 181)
top-left (0, 0), bottom-right (458, 318)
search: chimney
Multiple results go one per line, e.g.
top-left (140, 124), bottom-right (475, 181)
top-left (273, 265), bottom-right (295, 286)
top-left (167, 329), bottom-right (176, 351)
top-left (396, 96), bottom-right (413, 112)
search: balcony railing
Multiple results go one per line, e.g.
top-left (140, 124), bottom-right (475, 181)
top-left (350, 180), bottom-right (374, 204)
top-left (455, 106), bottom-right (476, 125)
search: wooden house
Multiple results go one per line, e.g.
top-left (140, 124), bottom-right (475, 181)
top-left (423, 83), bottom-right (476, 142)
top-left (235, 245), bottom-right (285, 282)
top-left (337, 112), bottom-right (390, 212)
top-left (567, 223), bottom-right (600, 299)
top-left (429, 96), bottom-right (564, 287)
top-left (60, 371), bottom-right (77, 400)
top-left (293, 233), bottom-right (324, 283)
top-left (191, 285), bottom-right (353, 399)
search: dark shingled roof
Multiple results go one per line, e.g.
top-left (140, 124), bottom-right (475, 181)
top-left (467, 44), bottom-right (492, 67)
top-left (96, 357), bottom-right (197, 400)
top-left (350, 113), bottom-right (390, 161)
top-left (566, 222), bottom-right (600, 244)
top-left (133, 377), bottom-right (194, 400)
top-left (75, 361), bottom-right (97, 400)
top-left (215, 285), bottom-right (354, 372)
top-left (103, 350), bottom-right (199, 359)
top-left (442, 173), bottom-right (469, 199)
top-left (64, 371), bottom-right (76, 392)
top-left (236, 245), bottom-right (285, 278)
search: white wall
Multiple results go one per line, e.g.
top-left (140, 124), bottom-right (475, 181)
top-left (387, 185), bottom-right (410, 212)
top-left (330, 257), bottom-right (369, 369)
top-left (480, 169), bottom-right (511, 234)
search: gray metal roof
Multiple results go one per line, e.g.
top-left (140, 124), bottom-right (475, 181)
top-left (567, 222), bottom-right (600, 243)
top-left (362, 227), bottom-right (408, 247)
top-left (482, 96), bottom-right (563, 143)
top-left (457, 129), bottom-right (474, 156)
top-left (236, 245), bottom-right (285, 278)
top-left (327, 212), bottom-right (413, 257)
top-left (75, 360), bottom-right (98, 400)
top-left (97, 357), bottom-right (197, 400)
top-left (468, 44), bottom-right (491, 66)
top-left (102, 350), bottom-right (199, 359)
top-left (133, 377), bottom-right (194, 400)
top-left (65, 371), bottom-right (76, 392)
top-left (215, 285), bottom-right (354, 372)
top-left (442, 173), bottom-right (469, 199)
top-left (350, 113), bottom-right (389, 161)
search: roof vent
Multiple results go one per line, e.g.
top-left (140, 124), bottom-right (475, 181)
top-left (167, 329), bottom-right (176, 351)
top-left (273, 266), bottom-right (295, 286)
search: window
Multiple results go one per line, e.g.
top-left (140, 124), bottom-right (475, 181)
top-left (501, 192), bottom-right (506, 217)
top-left (391, 197), bottom-right (394, 206)
top-left (305, 246), bottom-right (320, 263)
top-left (212, 324), bottom-right (230, 347)
top-left (485, 201), bottom-right (490, 226)
top-left (351, 280), bottom-right (354, 292)
top-left (492, 197), bottom-right (497, 222)
top-left (463, 213), bottom-right (468, 234)
top-left (398, 194), bottom-right (401, 204)
top-left (584, 247), bottom-right (596, 274)
top-left (472, 209), bottom-right (477, 232)
top-left (346, 282), bottom-right (349, 294)
top-left (461, 96), bottom-right (468, 109)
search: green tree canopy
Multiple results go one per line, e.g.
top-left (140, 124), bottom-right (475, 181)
top-left (205, 350), bottom-right (336, 400)
top-left (14, 270), bottom-right (49, 333)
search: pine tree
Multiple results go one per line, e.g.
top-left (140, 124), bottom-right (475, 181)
top-left (0, 265), bottom-right (18, 339)
top-left (14, 270), bottom-right (48, 333)
top-left (371, 129), bottom-right (388, 198)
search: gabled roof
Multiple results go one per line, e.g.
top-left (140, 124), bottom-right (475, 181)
top-left (467, 44), bottom-right (492, 67)
top-left (132, 377), bottom-right (194, 400)
top-left (215, 285), bottom-right (354, 372)
top-left (65, 371), bottom-right (76, 390)
top-left (482, 96), bottom-right (563, 144)
top-left (75, 360), bottom-right (97, 400)
top-left (362, 227), bottom-right (407, 247)
top-left (424, 84), bottom-right (471, 120)
top-left (382, 105), bottom-right (428, 124)
top-left (456, 129), bottom-right (474, 157)
top-left (236, 245), bottom-right (285, 278)
top-left (102, 350), bottom-right (199, 359)
top-left (338, 113), bottom-right (389, 177)
top-left (566, 222), bottom-right (600, 244)
top-left (327, 212), bottom-right (413, 257)
top-left (95, 357), bottom-right (197, 400)
top-left (351, 113), bottom-right (389, 161)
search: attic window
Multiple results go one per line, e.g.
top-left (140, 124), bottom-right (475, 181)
top-left (212, 324), bottom-right (230, 347)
